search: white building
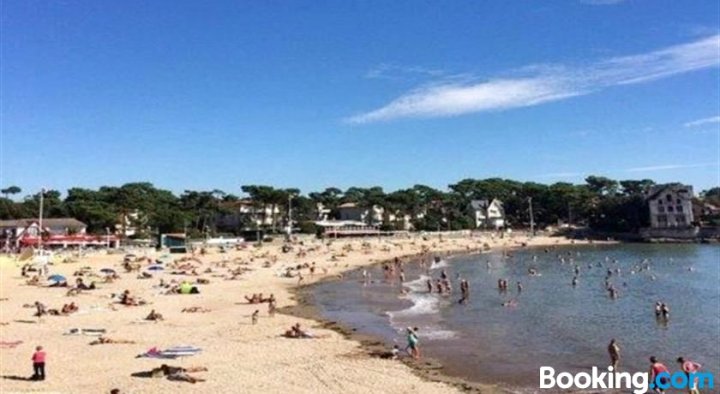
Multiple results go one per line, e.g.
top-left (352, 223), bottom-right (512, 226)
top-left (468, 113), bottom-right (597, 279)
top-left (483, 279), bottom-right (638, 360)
top-left (314, 203), bottom-right (332, 221)
top-left (646, 184), bottom-right (694, 228)
top-left (469, 199), bottom-right (505, 229)
top-left (337, 202), bottom-right (384, 226)
top-left (216, 200), bottom-right (280, 229)
top-left (115, 210), bottom-right (146, 237)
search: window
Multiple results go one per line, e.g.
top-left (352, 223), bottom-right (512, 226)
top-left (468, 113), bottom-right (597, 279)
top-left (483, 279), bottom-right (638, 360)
top-left (658, 199), bottom-right (663, 205)
top-left (676, 205), bottom-right (683, 213)
top-left (658, 206), bottom-right (665, 213)
top-left (657, 215), bottom-right (668, 225)
top-left (676, 199), bottom-right (681, 204)
top-left (666, 194), bottom-right (672, 202)
top-left (668, 206), bottom-right (674, 212)
top-left (676, 214), bottom-right (686, 224)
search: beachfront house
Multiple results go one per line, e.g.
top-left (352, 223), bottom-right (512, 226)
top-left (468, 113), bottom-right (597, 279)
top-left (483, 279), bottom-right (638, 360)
top-left (0, 218), bottom-right (118, 249)
top-left (215, 200), bottom-right (280, 230)
top-left (646, 184), bottom-right (694, 228)
top-left (468, 199), bottom-right (505, 229)
top-left (692, 200), bottom-right (720, 226)
top-left (115, 210), bottom-right (147, 237)
top-left (337, 202), bottom-right (384, 226)
top-left (315, 203), bottom-right (332, 221)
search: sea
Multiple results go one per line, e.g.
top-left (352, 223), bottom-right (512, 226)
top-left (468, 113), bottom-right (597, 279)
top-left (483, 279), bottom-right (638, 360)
top-left (312, 243), bottom-right (720, 393)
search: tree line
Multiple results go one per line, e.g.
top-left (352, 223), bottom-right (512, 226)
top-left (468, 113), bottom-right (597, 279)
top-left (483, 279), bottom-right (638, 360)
top-left (0, 178), bottom-right (717, 237)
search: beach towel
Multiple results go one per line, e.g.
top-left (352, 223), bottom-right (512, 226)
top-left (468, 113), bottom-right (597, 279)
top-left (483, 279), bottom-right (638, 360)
top-left (0, 340), bottom-right (23, 348)
top-left (64, 328), bottom-right (107, 336)
top-left (137, 346), bottom-right (202, 359)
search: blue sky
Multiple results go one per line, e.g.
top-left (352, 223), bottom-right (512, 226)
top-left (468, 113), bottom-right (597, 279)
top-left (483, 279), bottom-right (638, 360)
top-left (1, 0), bottom-right (719, 197)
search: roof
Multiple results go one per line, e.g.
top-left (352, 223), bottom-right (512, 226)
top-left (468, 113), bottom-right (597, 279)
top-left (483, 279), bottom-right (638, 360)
top-left (337, 202), bottom-right (358, 208)
top-left (646, 184), bottom-right (694, 201)
top-left (469, 199), bottom-right (503, 211)
top-left (469, 200), bottom-right (489, 210)
top-left (314, 220), bottom-right (369, 227)
top-left (0, 218), bottom-right (86, 229)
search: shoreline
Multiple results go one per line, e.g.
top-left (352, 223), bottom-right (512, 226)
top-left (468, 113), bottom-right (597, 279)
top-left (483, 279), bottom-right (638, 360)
top-left (281, 238), bottom-right (614, 394)
top-left (280, 246), bottom-right (501, 393)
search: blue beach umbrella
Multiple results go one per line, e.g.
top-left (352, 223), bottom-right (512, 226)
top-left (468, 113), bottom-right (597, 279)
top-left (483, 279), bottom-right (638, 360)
top-left (100, 268), bottom-right (115, 274)
top-left (146, 265), bottom-right (165, 271)
top-left (47, 274), bottom-right (66, 282)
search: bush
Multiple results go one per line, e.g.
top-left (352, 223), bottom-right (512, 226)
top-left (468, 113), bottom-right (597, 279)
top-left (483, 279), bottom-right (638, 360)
top-left (298, 221), bottom-right (317, 234)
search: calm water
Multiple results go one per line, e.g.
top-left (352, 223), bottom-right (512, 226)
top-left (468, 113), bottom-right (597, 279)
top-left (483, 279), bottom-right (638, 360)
top-left (313, 244), bottom-right (720, 392)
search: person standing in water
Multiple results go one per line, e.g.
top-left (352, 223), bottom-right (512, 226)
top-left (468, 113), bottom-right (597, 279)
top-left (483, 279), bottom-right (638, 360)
top-left (608, 339), bottom-right (620, 370)
top-left (405, 327), bottom-right (420, 359)
top-left (676, 357), bottom-right (703, 394)
top-left (649, 356), bottom-right (670, 393)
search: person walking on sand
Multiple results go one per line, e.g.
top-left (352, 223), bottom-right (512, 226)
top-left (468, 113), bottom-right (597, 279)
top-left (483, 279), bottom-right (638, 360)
top-left (608, 339), bottom-right (620, 370)
top-left (31, 345), bottom-right (46, 381)
top-left (268, 299), bottom-right (276, 317)
top-left (251, 310), bottom-right (259, 325)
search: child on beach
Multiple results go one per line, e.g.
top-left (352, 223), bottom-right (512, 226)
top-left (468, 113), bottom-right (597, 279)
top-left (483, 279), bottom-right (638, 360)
top-left (31, 345), bottom-right (46, 381)
top-left (268, 300), bottom-right (276, 317)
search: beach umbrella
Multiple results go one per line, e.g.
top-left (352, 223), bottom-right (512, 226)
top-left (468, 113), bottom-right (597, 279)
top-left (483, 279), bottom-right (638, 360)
top-left (100, 268), bottom-right (115, 274)
top-left (47, 274), bottom-right (66, 282)
top-left (146, 265), bottom-right (164, 271)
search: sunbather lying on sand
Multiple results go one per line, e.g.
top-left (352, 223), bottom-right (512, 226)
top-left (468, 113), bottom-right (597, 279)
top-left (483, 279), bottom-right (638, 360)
top-left (147, 364), bottom-right (207, 383)
top-left (0, 340), bottom-right (23, 348)
top-left (283, 323), bottom-right (329, 339)
top-left (90, 336), bottom-right (136, 345)
top-left (181, 306), bottom-right (210, 313)
top-left (61, 302), bottom-right (79, 314)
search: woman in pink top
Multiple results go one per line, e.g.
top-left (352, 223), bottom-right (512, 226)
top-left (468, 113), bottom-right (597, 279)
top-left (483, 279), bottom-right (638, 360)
top-left (677, 357), bottom-right (703, 394)
top-left (31, 345), bottom-right (46, 381)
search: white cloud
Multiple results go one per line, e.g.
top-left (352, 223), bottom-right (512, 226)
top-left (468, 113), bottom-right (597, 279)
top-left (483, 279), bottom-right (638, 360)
top-left (625, 163), bottom-right (718, 173)
top-left (347, 35), bottom-right (720, 124)
top-left (684, 116), bottom-right (720, 127)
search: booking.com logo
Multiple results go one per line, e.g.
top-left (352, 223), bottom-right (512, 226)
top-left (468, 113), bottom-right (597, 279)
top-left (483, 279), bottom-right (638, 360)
top-left (539, 366), bottom-right (714, 394)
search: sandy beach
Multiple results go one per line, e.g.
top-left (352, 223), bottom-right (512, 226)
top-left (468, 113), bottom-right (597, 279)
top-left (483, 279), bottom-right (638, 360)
top-left (0, 233), bottom-right (597, 394)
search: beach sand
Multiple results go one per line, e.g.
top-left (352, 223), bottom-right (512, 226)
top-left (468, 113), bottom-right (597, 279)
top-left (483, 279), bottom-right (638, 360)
top-left (0, 233), bottom-right (598, 394)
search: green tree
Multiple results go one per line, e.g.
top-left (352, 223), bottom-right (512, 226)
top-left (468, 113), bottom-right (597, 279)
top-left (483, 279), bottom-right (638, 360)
top-left (1, 185), bottom-right (21, 199)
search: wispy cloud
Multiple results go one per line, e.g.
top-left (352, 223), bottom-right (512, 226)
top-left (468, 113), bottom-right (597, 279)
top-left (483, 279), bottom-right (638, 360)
top-left (365, 64), bottom-right (446, 80)
top-left (684, 116), bottom-right (720, 128)
top-left (625, 163), bottom-right (718, 173)
top-left (347, 35), bottom-right (720, 124)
